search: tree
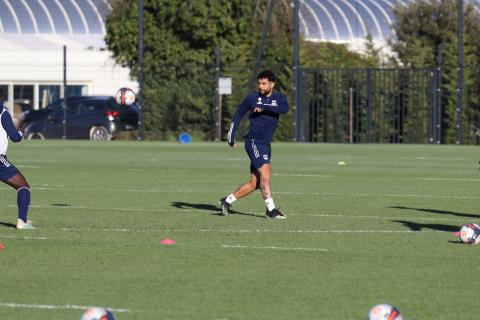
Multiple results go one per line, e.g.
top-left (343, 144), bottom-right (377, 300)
top-left (106, 0), bottom-right (297, 140)
top-left (363, 33), bottom-right (382, 68)
top-left (105, 1), bottom-right (386, 142)
top-left (389, 0), bottom-right (480, 143)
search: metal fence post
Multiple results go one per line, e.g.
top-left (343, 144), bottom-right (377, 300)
top-left (137, 0), bottom-right (145, 141)
top-left (62, 45), bottom-right (67, 140)
top-left (456, 0), bottom-right (464, 144)
top-left (215, 46), bottom-right (221, 142)
top-left (366, 68), bottom-right (372, 143)
top-left (293, 0), bottom-right (301, 142)
top-left (436, 44), bottom-right (443, 144)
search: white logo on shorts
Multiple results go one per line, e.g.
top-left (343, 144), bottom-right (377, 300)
top-left (0, 156), bottom-right (11, 167)
top-left (263, 154), bottom-right (269, 160)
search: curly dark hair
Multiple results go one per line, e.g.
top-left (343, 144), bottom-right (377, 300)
top-left (257, 70), bottom-right (275, 82)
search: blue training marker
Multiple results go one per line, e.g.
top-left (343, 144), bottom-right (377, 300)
top-left (179, 132), bottom-right (192, 144)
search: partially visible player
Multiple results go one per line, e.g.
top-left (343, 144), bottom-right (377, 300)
top-left (220, 70), bottom-right (288, 218)
top-left (0, 89), bottom-right (33, 229)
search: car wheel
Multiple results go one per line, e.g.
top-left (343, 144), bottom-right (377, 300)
top-left (90, 126), bottom-right (111, 141)
top-left (27, 132), bottom-right (45, 140)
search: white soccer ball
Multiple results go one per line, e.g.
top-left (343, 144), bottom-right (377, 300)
top-left (81, 307), bottom-right (116, 320)
top-left (459, 223), bottom-right (480, 244)
top-left (115, 87), bottom-right (136, 106)
top-left (368, 304), bottom-right (403, 320)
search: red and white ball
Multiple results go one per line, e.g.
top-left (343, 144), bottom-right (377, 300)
top-left (459, 223), bottom-right (480, 244)
top-left (81, 307), bottom-right (116, 320)
top-left (368, 304), bottom-right (403, 320)
top-left (115, 87), bottom-right (136, 106)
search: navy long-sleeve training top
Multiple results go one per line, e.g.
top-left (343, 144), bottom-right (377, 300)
top-left (227, 91), bottom-right (288, 145)
top-left (0, 104), bottom-right (23, 155)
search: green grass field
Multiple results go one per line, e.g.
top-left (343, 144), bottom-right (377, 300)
top-left (0, 140), bottom-right (479, 319)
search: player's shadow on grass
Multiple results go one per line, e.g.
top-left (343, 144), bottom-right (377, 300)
top-left (171, 201), bottom-right (263, 218)
top-left (393, 220), bottom-right (459, 232)
top-left (390, 206), bottom-right (480, 219)
top-left (0, 221), bottom-right (16, 229)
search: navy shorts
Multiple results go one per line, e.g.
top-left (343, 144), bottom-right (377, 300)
top-left (0, 155), bottom-right (18, 181)
top-left (245, 139), bottom-right (271, 171)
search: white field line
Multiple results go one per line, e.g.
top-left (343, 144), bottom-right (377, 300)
top-left (273, 173), bottom-right (333, 178)
top-left (88, 188), bottom-right (200, 193)
top-left (59, 227), bottom-right (441, 234)
top-left (35, 184), bottom-right (65, 187)
top-left (13, 159), bottom-right (60, 163)
top-left (0, 187), bottom-right (55, 191)
top-left (0, 187), bottom-right (189, 193)
top-left (6, 186), bottom-right (478, 200)
top-left (14, 159), bottom-right (59, 163)
top-left (399, 157), bottom-right (466, 161)
top-left (416, 177), bottom-right (480, 182)
top-left (0, 302), bottom-right (130, 313)
top-left (105, 188), bottom-right (192, 193)
top-left (16, 204), bottom-right (172, 213)
top-left (276, 191), bottom-right (480, 200)
top-left (222, 244), bottom-right (329, 251)
top-left (0, 182), bottom-right (475, 200)
top-left (8, 204), bottom-right (469, 222)
top-left (0, 235), bottom-right (48, 240)
top-left (16, 165), bottom-right (40, 168)
top-left (301, 213), bottom-right (461, 222)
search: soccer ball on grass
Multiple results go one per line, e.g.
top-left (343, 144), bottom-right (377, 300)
top-left (81, 307), bottom-right (116, 320)
top-left (459, 223), bottom-right (480, 245)
top-left (368, 303), bottom-right (403, 320)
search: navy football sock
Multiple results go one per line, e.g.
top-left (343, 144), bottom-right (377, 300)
top-left (17, 187), bottom-right (30, 222)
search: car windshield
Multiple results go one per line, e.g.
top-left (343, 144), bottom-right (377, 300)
top-left (45, 100), bottom-right (63, 110)
top-left (43, 97), bottom-right (137, 112)
top-left (45, 98), bottom-right (79, 110)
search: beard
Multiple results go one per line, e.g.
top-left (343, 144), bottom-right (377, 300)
top-left (259, 87), bottom-right (272, 96)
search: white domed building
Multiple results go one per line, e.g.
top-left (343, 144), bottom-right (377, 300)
top-left (0, 0), bottom-right (137, 112)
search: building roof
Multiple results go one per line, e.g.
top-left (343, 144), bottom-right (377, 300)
top-left (2, 0), bottom-right (480, 50)
top-left (0, 0), bottom-right (112, 49)
top-left (300, 0), bottom-right (480, 45)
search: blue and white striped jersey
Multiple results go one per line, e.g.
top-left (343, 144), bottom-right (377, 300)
top-left (0, 104), bottom-right (23, 155)
top-left (228, 91), bottom-right (288, 145)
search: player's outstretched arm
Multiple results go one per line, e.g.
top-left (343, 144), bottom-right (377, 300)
top-left (1, 110), bottom-right (23, 142)
top-left (227, 96), bottom-right (251, 147)
top-left (227, 122), bottom-right (236, 147)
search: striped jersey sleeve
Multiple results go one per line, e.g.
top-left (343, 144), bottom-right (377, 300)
top-left (1, 108), bottom-right (22, 142)
top-left (227, 95), bottom-right (251, 146)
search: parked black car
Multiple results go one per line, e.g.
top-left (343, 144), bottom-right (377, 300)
top-left (20, 96), bottom-right (84, 128)
top-left (24, 96), bottom-right (138, 141)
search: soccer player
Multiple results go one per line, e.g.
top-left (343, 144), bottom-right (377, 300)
top-left (0, 89), bottom-right (33, 229)
top-left (220, 70), bottom-right (288, 219)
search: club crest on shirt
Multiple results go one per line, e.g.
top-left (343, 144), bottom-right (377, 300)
top-left (271, 100), bottom-right (277, 106)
